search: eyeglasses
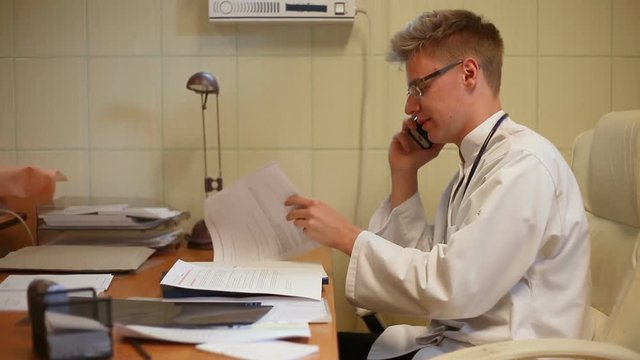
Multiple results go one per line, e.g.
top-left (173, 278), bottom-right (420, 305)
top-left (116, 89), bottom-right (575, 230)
top-left (406, 60), bottom-right (463, 98)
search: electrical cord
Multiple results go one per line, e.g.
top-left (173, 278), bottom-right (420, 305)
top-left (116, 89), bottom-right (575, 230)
top-left (354, 7), bottom-right (371, 228)
top-left (0, 208), bottom-right (36, 246)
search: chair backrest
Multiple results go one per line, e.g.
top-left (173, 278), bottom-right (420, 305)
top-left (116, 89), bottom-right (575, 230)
top-left (571, 110), bottom-right (640, 352)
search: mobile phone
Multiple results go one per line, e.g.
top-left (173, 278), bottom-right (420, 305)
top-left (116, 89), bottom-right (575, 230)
top-left (407, 115), bottom-right (433, 149)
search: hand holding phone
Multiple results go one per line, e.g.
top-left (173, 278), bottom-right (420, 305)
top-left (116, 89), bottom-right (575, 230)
top-left (406, 115), bottom-right (433, 149)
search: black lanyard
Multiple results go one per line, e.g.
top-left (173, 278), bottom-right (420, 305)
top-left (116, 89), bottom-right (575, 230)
top-left (454, 113), bottom-right (509, 200)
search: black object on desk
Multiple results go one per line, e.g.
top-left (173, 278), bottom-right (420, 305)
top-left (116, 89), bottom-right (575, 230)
top-left (27, 280), bottom-right (113, 360)
top-left (111, 298), bottom-right (272, 327)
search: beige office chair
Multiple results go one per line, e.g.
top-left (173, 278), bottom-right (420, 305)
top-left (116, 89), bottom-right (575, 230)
top-left (433, 110), bottom-right (640, 359)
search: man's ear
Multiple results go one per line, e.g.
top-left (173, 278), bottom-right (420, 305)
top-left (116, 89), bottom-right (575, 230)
top-left (461, 58), bottom-right (480, 86)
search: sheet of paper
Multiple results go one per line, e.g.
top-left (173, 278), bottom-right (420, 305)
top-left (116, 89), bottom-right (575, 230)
top-left (116, 322), bottom-right (311, 344)
top-left (0, 274), bottom-right (113, 311)
top-left (0, 274), bottom-right (113, 291)
top-left (191, 260), bottom-right (328, 283)
top-left (161, 260), bottom-right (322, 301)
top-left (0, 292), bottom-right (28, 311)
top-left (204, 162), bottom-right (318, 261)
top-left (197, 340), bottom-right (318, 360)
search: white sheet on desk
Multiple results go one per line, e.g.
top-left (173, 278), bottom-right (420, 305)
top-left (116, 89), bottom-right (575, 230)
top-left (0, 274), bottom-right (113, 291)
top-left (0, 274), bottom-right (113, 311)
top-left (197, 340), bottom-right (318, 360)
top-left (115, 322), bottom-right (311, 344)
top-left (0, 292), bottom-right (28, 311)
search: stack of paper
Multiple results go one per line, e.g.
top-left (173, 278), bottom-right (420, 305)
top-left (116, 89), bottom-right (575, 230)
top-left (0, 274), bottom-right (113, 311)
top-left (43, 229), bottom-right (183, 248)
top-left (39, 205), bottom-right (182, 228)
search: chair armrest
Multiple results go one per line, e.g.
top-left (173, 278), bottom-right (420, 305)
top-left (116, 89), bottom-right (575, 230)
top-left (431, 338), bottom-right (640, 360)
top-left (355, 308), bottom-right (386, 334)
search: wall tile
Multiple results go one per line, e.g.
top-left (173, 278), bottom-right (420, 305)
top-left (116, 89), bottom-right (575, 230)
top-left (424, 0), bottom-right (466, 11)
top-left (0, 0), bottom-right (12, 57)
top-left (612, 57), bottom-right (640, 111)
top-left (91, 150), bottom-right (163, 199)
top-left (501, 56), bottom-right (537, 130)
top-left (363, 56), bottom-right (396, 150)
top-left (539, 0), bottom-right (611, 56)
top-left (538, 57), bottom-right (610, 149)
top-left (312, 150), bottom-right (359, 222)
top-left (363, 0), bottom-right (389, 56)
top-left (237, 57), bottom-right (312, 148)
top-left (17, 150), bottom-right (90, 197)
top-left (162, 0), bottom-right (236, 55)
top-left (163, 149), bottom-right (238, 229)
top-left (237, 150), bottom-right (313, 196)
top-left (378, 59), bottom-right (409, 148)
top-left (464, 0), bottom-right (537, 55)
top-left (0, 59), bottom-right (14, 149)
top-left (312, 56), bottom-right (362, 148)
top-left (311, 0), bottom-right (387, 56)
top-left (89, 58), bottom-right (162, 148)
top-left (237, 23), bottom-right (311, 56)
top-left (88, 0), bottom-right (161, 56)
top-left (15, 58), bottom-right (88, 149)
top-left (163, 57), bottom-right (238, 149)
top-left (312, 0), bottom-right (387, 56)
top-left (355, 149), bottom-right (390, 226)
top-left (312, 22), bottom-right (367, 56)
top-left (388, 0), bottom-right (426, 44)
top-left (14, 0), bottom-right (86, 56)
top-left (612, 0), bottom-right (640, 56)
top-left (0, 151), bottom-right (16, 165)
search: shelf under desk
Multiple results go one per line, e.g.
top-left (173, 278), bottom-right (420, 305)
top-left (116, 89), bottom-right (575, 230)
top-left (0, 244), bottom-right (338, 360)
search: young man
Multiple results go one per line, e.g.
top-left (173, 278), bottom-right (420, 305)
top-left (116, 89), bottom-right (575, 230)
top-left (286, 9), bottom-right (591, 359)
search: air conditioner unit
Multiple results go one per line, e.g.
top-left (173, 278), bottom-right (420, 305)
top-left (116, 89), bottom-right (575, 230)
top-left (209, 0), bottom-right (356, 22)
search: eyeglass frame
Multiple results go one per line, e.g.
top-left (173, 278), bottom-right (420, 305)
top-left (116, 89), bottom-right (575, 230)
top-left (406, 60), bottom-right (464, 98)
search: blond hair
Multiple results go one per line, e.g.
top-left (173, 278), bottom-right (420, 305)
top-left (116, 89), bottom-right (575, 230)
top-left (389, 9), bottom-right (504, 95)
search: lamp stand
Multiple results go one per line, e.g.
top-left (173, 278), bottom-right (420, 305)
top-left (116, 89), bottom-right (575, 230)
top-left (187, 92), bottom-right (223, 250)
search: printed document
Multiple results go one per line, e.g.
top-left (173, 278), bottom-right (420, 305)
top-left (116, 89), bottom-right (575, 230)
top-left (204, 163), bottom-right (318, 261)
top-left (161, 260), bottom-right (322, 301)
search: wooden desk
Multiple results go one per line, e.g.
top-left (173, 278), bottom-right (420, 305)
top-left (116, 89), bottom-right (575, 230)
top-left (0, 244), bottom-right (338, 359)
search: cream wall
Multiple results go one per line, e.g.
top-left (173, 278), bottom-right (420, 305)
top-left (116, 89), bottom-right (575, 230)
top-left (1, 0), bottom-right (640, 332)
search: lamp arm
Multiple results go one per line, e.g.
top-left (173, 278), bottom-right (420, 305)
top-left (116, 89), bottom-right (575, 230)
top-left (202, 93), bottom-right (223, 194)
top-left (200, 93), bottom-right (209, 195)
top-left (215, 95), bottom-right (223, 186)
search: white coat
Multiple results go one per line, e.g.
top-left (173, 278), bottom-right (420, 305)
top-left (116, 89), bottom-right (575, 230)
top-left (345, 111), bottom-right (592, 359)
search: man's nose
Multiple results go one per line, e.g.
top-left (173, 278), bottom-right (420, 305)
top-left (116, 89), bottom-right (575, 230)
top-left (404, 95), bottom-right (419, 116)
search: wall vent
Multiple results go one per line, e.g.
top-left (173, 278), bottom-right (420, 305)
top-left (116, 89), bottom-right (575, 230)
top-left (209, 0), bottom-right (355, 22)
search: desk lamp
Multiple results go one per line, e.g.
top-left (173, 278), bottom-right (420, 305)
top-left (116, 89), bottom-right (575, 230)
top-left (186, 72), bottom-right (222, 249)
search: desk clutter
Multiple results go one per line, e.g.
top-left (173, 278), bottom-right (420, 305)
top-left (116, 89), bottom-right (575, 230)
top-left (4, 258), bottom-right (327, 360)
top-left (0, 165), bottom-right (331, 359)
top-left (36, 197), bottom-right (188, 249)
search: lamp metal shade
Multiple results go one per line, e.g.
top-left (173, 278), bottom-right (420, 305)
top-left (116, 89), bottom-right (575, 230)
top-left (186, 72), bottom-right (219, 94)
